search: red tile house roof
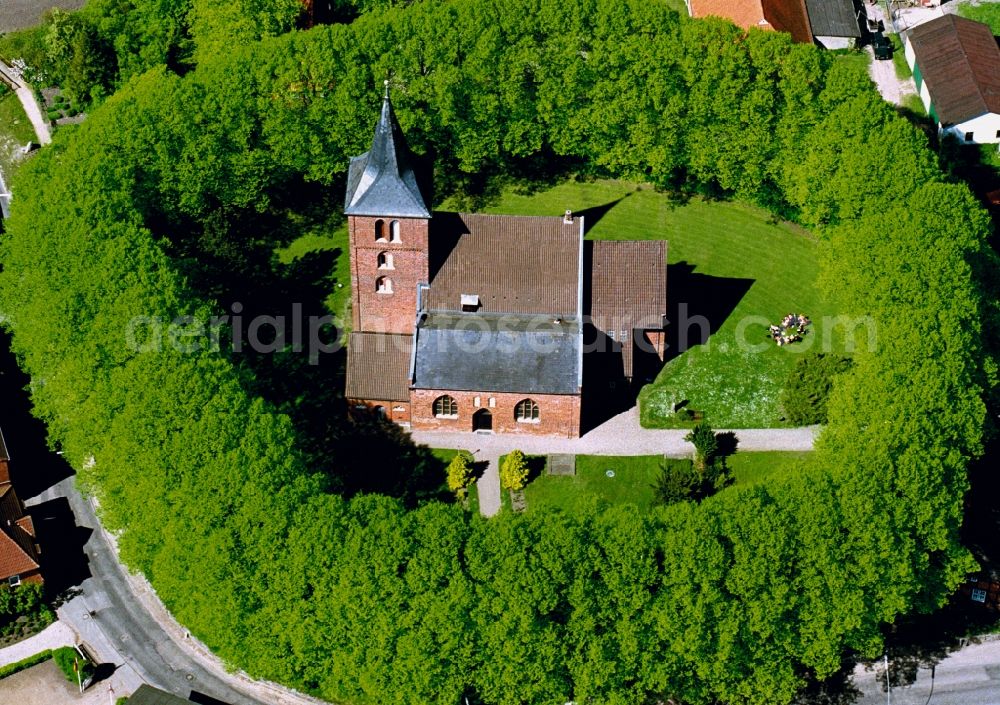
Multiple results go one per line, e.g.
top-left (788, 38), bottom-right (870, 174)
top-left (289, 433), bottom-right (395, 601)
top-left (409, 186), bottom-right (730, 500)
top-left (688, 0), bottom-right (813, 43)
top-left (0, 485), bottom-right (41, 583)
top-left (0, 429), bottom-right (43, 585)
top-left (590, 241), bottom-right (668, 379)
top-left (907, 15), bottom-right (1000, 125)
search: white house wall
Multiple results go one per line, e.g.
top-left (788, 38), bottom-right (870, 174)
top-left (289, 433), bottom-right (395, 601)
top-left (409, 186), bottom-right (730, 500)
top-left (942, 113), bottom-right (1000, 145)
top-left (815, 35), bottom-right (853, 50)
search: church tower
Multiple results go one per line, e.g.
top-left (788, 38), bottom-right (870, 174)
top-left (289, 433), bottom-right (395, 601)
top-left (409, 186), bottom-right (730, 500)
top-left (344, 83), bottom-right (431, 335)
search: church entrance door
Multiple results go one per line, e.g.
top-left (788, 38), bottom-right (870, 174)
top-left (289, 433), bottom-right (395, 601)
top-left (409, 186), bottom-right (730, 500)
top-left (473, 408), bottom-right (493, 432)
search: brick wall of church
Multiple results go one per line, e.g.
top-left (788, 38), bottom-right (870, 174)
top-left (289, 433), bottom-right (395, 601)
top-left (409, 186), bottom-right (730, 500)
top-left (349, 398), bottom-right (412, 426)
top-left (349, 215), bottom-right (429, 335)
top-left (410, 389), bottom-right (581, 438)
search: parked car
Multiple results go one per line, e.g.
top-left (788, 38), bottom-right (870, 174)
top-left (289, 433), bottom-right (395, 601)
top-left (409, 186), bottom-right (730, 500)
top-left (873, 31), bottom-right (893, 60)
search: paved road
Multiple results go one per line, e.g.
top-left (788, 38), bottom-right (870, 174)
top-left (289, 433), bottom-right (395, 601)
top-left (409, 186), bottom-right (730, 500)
top-left (26, 478), bottom-right (328, 705)
top-left (853, 638), bottom-right (1000, 705)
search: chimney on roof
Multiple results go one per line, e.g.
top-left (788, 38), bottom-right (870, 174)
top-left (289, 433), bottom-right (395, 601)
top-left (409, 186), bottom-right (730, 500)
top-left (563, 209), bottom-right (573, 224)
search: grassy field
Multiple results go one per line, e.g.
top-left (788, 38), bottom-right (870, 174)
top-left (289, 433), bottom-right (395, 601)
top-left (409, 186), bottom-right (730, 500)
top-left (0, 90), bottom-right (35, 179)
top-left (274, 219), bottom-right (351, 329)
top-left (523, 451), bottom-right (814, 512)
top-left (727, 450), bottom-right (814, 486)
top-left (460, 179), bottom-right (843, 428)
top-left (524, 455), bottom-right (663, 512)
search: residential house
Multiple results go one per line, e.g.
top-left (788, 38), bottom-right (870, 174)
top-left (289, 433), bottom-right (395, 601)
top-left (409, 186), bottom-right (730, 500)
top-left (0, 427), bottom-right (43, 588)
top-left (344, 88), bottom-right (667, 438)
top-left (685, 0), bottom-right (862, 48)
top-left (904, 15), bottom-right (1000, 145)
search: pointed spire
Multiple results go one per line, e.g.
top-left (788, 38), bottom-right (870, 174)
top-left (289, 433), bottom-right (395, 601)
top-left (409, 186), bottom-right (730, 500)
top-left (344, 84), bottom-right (431, 218)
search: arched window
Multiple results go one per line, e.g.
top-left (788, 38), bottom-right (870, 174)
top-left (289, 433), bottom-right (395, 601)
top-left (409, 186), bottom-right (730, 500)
top-left (433, 395), bottom-right (458, 418)
top-left (376, 276), bottom-right (393, 294)
top-left (390, 220), bottom-right (401, 242)
top-left (375, 219), bottom-right (386, 241)
top-left (377, 252), bottom-right (394, 270)
top-left (515, 398), bottom-right (540, 423)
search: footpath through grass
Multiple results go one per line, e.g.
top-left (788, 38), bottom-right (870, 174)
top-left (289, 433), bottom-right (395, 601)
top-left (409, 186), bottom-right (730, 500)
top-left (0, 90), bottom-right (35, 180)
top-left (465, 179), bottom-right (844, 428)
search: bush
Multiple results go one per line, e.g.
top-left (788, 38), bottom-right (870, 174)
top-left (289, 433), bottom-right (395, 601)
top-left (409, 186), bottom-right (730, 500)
top-left (500, 450), bottom-right (529, 491)
top-left (652, 459), bottom-right (700, 505)
top-left (0, 582), bottom-right (51, 635)
top-left (781, 353), bottom-right (853, 425)
top-left (446, 451), bottom-right (474, 497)
top-left (46, 109), bottom-right (60, 120)
top-left (684, 422), bottom-right (718, 471)
top-left (0, 649), bottom-right (52, 679)
top-left (52, 646), bottom-right (92, 684)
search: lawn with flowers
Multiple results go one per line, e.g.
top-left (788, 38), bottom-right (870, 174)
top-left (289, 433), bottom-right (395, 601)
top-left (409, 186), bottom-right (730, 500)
top-left (468, 179), bottom-right (854, 428)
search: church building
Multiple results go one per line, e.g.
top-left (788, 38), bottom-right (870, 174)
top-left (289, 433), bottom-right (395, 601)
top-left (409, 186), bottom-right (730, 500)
top-left (344, 87), bottom-right (667, 438)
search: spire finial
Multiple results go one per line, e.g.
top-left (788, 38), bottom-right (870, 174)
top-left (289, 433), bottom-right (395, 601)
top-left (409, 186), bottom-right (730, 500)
top-left (383, 79), bottom-right (390, 99)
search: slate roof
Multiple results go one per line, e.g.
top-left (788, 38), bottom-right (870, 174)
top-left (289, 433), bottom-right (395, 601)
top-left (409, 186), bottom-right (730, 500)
top-left (590, 240), bottom-right (667, 379)
top-left (427, 213), bottom-right (582, 317)
top-left (412, 313), bottom-right (581, 395)
top-left (804, 0), bottom-right (860, 38)
top-left (688, 0), bottom-right (813, 43)
top-left (126, 685), bottom-right (194, 705)
top-left (345, 332), bottom-right (413, 402)
top-left (907, 15), bottom-right (1000, 125)
top-left (344, 87), bottom-right (431, 218)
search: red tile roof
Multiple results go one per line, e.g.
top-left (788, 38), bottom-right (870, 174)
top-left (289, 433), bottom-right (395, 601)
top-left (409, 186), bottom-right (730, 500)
top-left (345, 332), bottom-right (413, 402)
top-left (0, 484), bottom-right (40, 581)
top-left (428, 213), bottom-right (582, 317)
top-left (590, 240), bottom-right (668, 378)
top-left (907, 15), bottom-right (1000, 125)
top-left (689, 0), bottom-right (813, 43)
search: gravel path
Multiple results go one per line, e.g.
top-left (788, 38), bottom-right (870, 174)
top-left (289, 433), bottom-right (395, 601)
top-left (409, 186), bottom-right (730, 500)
top-left (1, 60), bottom-right (52, 145)
top-left (415, 407), bottom-right (819, 517)
top-left (412, 407), bottom-right (819, 463)
top-left (475, 453), bottom-right (501, 517)
top-left (412, 407), bottom-right (820, 457)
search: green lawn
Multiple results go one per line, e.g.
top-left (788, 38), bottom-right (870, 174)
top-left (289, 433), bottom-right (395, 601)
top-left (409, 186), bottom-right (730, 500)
top-left (890, 35), bottom-right (912, 80)
top-left (274, 220), bottom-right (352, 330)
top-left (0, 90), bottom-right (36, 179)
top-left (901, 93), bottom-right (927, 118)
top-left (524, 455), bottom-right (663, 512)
top-left (958, 1), bottom-right (1000, 35)
top-left (523, 451), bottom-right (815, 512)
top-left (727, 450), bottom-right (814, 487)
top-left (460, 179), bottom-right (844, 428)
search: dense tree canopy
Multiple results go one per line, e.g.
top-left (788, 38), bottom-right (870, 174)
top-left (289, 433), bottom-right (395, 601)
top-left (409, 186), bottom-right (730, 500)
top-left (0, 0), bottom-right (995, 703)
